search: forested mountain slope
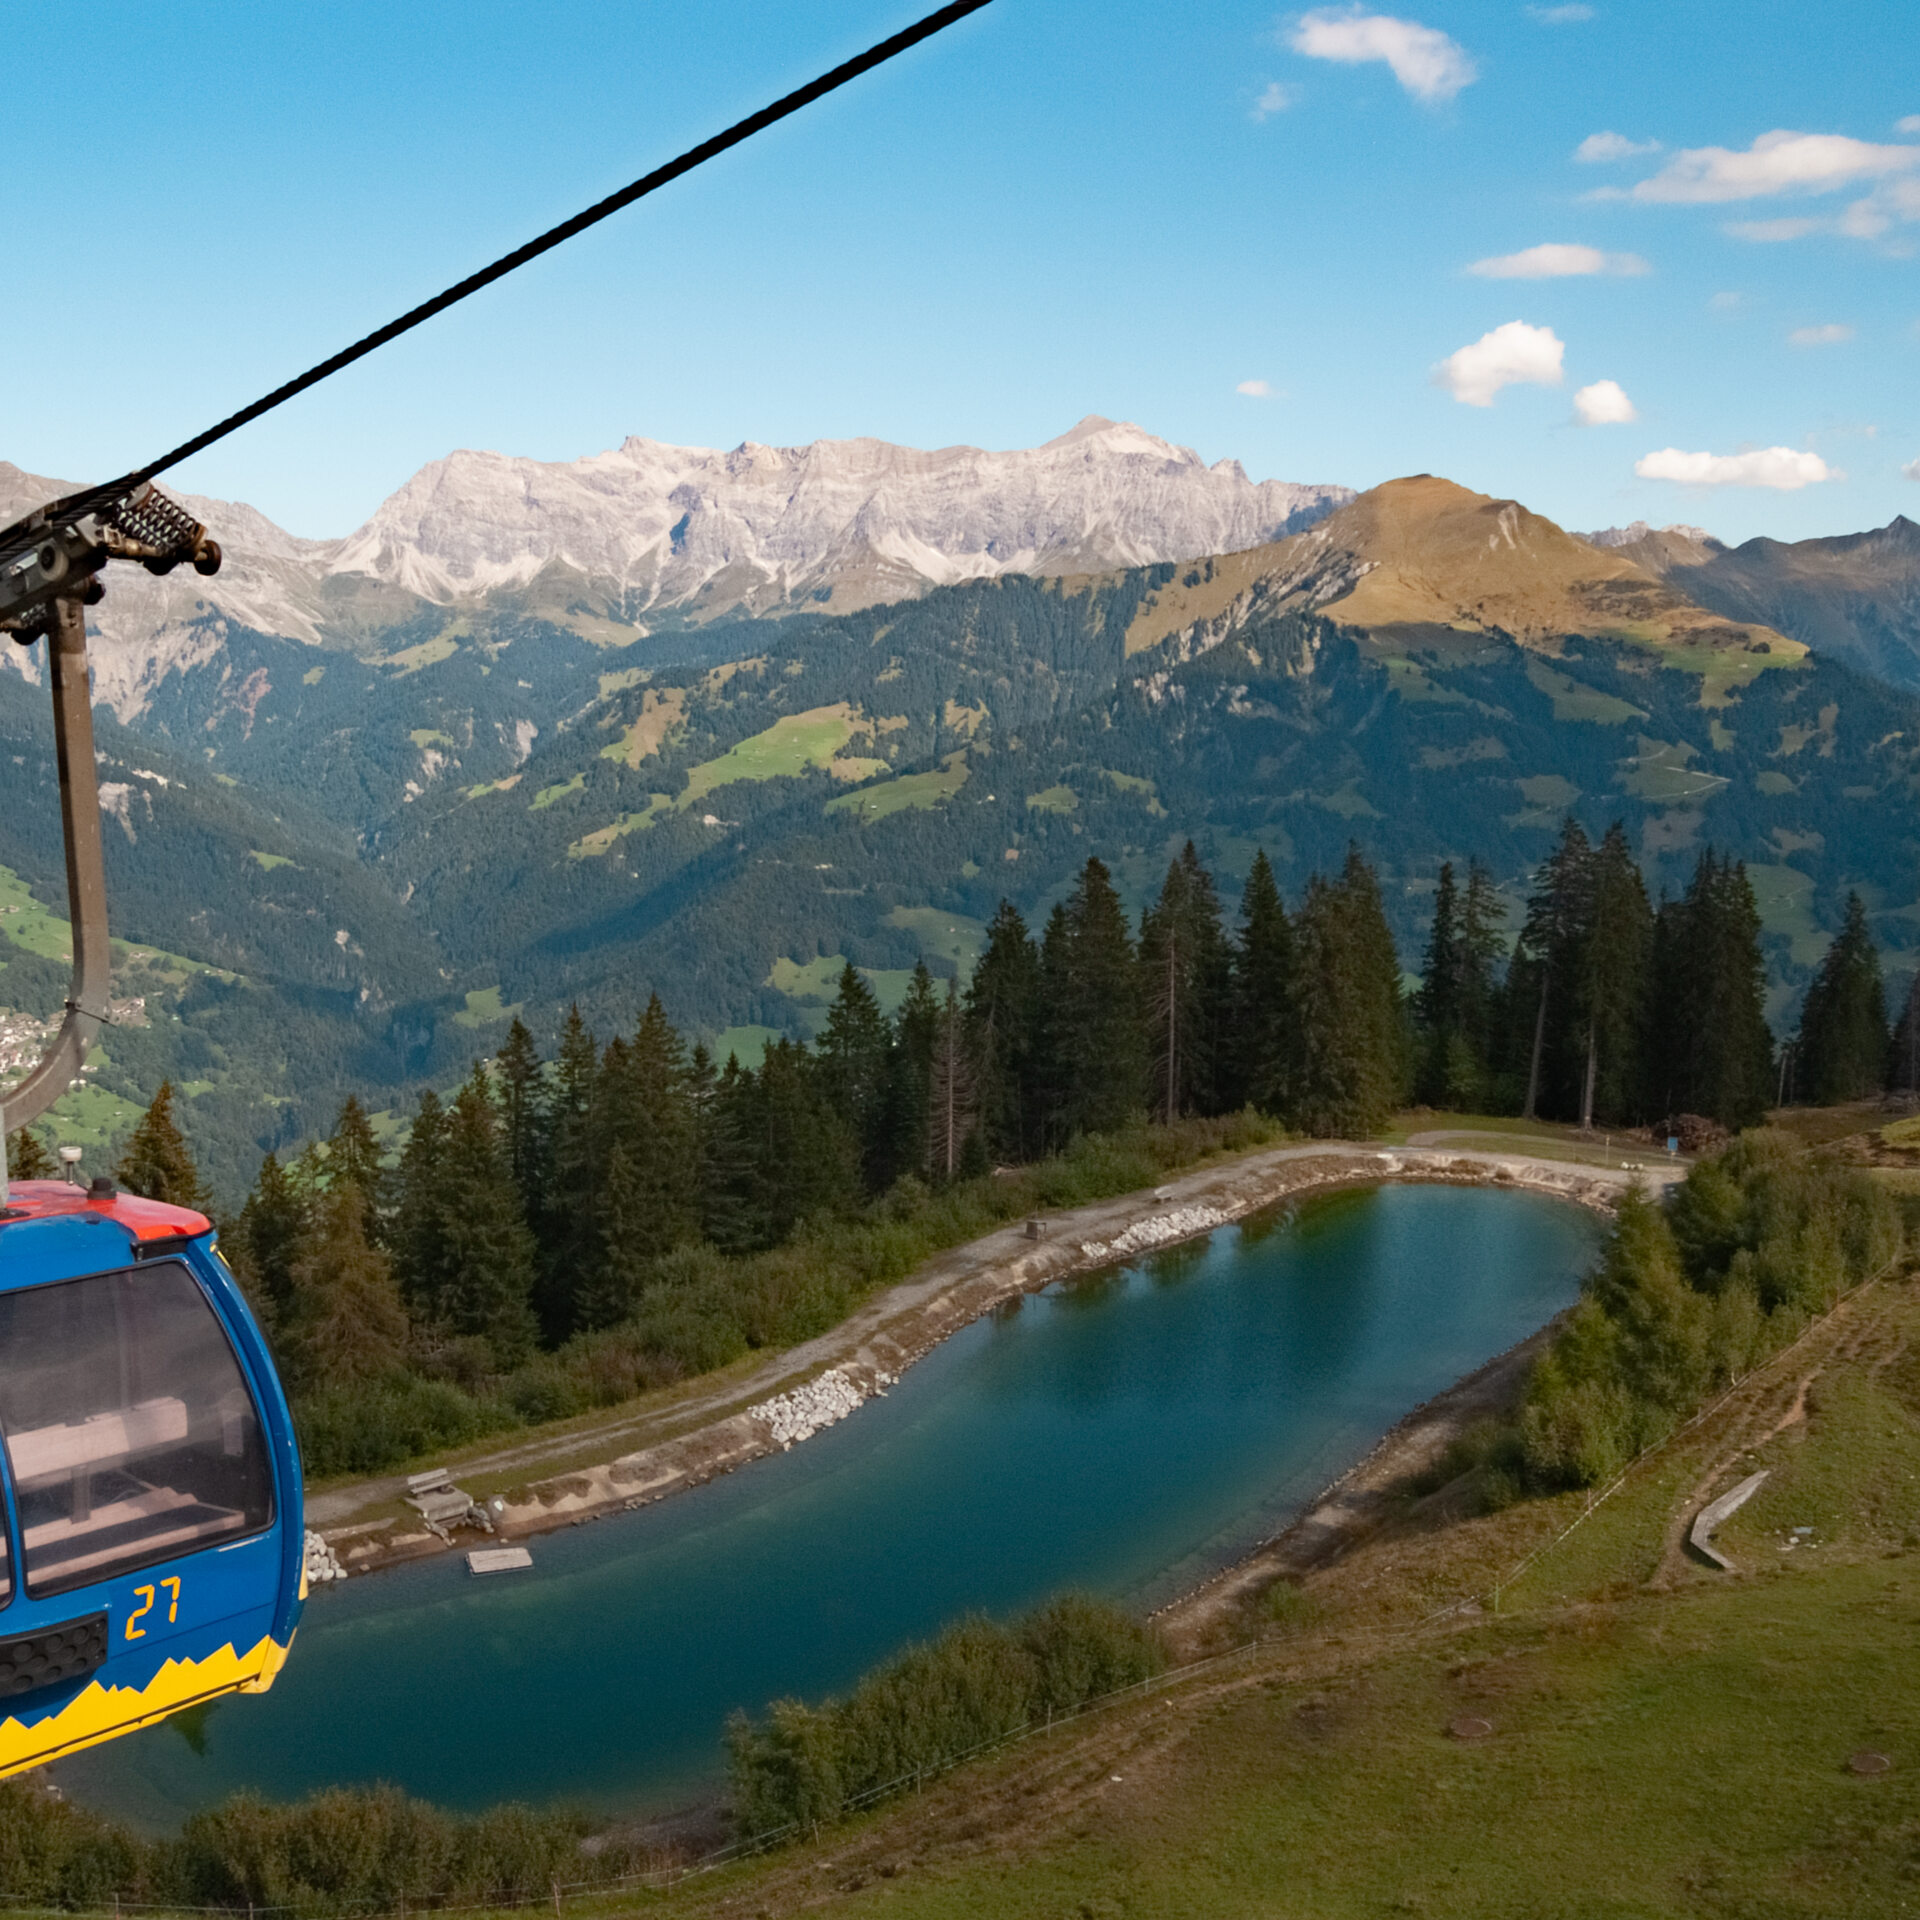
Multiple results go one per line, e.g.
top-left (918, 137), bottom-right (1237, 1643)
top-left (4, 472), bottom-right (1916, 1194)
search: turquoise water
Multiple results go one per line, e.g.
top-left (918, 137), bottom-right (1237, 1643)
top-left (62, 1184), bottom-right (1598, 1825)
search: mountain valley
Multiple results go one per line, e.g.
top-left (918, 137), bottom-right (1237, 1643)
top-left (5, 446), bottom-right (1919, 1198)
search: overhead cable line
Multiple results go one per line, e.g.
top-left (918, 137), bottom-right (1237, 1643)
top-left (68, 0), bottom-right (994, 518)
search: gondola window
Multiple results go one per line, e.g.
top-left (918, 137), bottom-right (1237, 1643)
top-left (0, 1265), bottom-right (274, 1597)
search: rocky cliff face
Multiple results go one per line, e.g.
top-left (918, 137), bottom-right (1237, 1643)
top-left (325, 415), bottom-right (1351, 621)
top-left (2, 422), bottom-right (1351, 719)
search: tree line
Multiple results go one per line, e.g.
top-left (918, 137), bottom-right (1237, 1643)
top-left (51, 824), bottom-right (1908, 1477)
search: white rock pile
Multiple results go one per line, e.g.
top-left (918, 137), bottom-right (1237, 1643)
top-left (751, 1368), bottom-right (894, 1450)
top-left (1080, 1203), bottom-right (1228, 1266)
top-left (303, 1529), bottom-right (347, 1585)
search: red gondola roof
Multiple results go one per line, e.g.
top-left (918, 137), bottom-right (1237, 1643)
top-left (0, 1181), bottom-right (211, 1241)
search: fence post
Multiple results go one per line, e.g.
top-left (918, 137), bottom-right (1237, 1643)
top-left (551, 1882), bottom-right (562, 1920)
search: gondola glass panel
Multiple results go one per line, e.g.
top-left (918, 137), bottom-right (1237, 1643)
top-left (0, 1263), bottom-right (274, 1597)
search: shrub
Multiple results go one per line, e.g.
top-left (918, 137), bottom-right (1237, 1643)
top-left (728, 1593), bottom-right (1164, 1840)
top-left (1507, 1134), bottom-right (1902, 1495)
top-left (295, 1374), bottom-right (500, 1479)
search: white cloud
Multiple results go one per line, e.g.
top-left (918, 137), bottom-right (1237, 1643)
top-left (1467, 242), bottom-right (1648, 278)
top-left (1724, 217), bottom-right (1824, 242)
top-left (1635, 447), bottom-right (1835, 490)
top-left (1432, 321), bottom-right (1565, 406)
top-left (1573, 380), bottom-right (1637, 425)
top-left (1290, 8), bottom-right (1476, 103)
top-left (1630, 129), bottom-right (1920, 204)
top-left (1527, 3), bottom-right (1594, 21)
top-left (1252, 80), bottom-right (1298, 119)
top-left (1903, 456), bottom-right (1920, 481)
top-left (1788, 323), bottom-right (1854, 347)
top-left (1236, 379), bottom-right (1277, 398)
top-left (1709, 290), bottom-right (1743, 309)
top-left (1575, 131), bottom-right (1660, 163)
top-left (1899, 116), bottom-right (1920, 136)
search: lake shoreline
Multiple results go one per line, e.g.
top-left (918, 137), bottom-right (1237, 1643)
top-left (311, 1143), bottom-right (1677, 1583)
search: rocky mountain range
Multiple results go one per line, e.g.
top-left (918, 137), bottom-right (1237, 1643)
top-left (0, 419), bottom-right (1351, 722)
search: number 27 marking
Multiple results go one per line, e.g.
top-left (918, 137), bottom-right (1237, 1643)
top-left (125, 1578), bottom-right (181, 1640)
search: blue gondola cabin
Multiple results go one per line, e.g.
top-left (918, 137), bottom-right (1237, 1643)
top-left (0, 1178), bottom-right (303, 1775)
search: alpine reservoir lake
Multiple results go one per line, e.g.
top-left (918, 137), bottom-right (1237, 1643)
top-left (65, 1182), bottom-right (1600, 1825)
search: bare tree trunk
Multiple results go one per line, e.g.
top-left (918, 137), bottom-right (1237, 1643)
top-left (1580, 1020), bottom-right (1597, 1132)
top-left (1523, 967), bottom-right (1550, 1120)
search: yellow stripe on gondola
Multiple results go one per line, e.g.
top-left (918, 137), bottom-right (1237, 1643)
top-left (0, 1632), bottom-right (294, 1778)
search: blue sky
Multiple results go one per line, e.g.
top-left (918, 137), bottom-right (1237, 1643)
top-left (7, 0), bottom-right (1915, 542)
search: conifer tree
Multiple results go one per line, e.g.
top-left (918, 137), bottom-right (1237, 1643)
top-left (1232, 849), bottom-right (1294, 1116)
top-left (5, 1129), bottom-right (53, 1180)
top-left (1415, 862), bottom-right (1477, 1108)
top-left (1291, 849), bottom-right (1408, 1135)
top-left (1572, 825), bottom-right (1653, 1128)
top-left (1797, 893), bottom-right (1887, 1104)
top-left (326, 1095), bottom-right (388, 1240)
top-left (927, 979), bottom-right (977, 1182)
top-left (116, 1082), bottom-right (211, 1211)
top-left (965, 901), bottom-right (1040, 1161)
top-left (1649, 850), bottom-right (1773, 1129)
top-left (393, 1088), bottom-right (448, 1324)
top-left (428, 1068), bottom-right (540, 1367)
top-left (284, 1182), bottom-right (410, 1393)
top-left (494, 1016), bottom-right (549, 1226)
top-left (758, 1039), bottom-right (860, 1237)
top-left (886, 962), bottom-right (941, 1186)
top-left (1506, 819), bottom-right (1594, 1120)
top-left (1048, 857), bottom-right (1145, 1138)
top-left (702, 1053), bottom-right (767, 1253)
top-left (1889, 973), bottom-right (1920, 1096)
top-left (581, 1141), bottom-right (651, 1331)
top-left (539, 1006), bottom-right (601, 1338)
top-left (236, 1150), bottom-right (311, 1323)
top-left (598, 993), bottom-right (700, 1259)
top-left (1138, 843), bottom-right (1231, 1121)
top-left (817, 964), bottom-right (893, 1190)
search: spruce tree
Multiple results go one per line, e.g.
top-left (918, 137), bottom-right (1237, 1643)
top-left (116, 1082), bottom-right (211, 1211)
top-left (393, 1088), bottom-right (448, 1324)
top-left (1415, 862), bottom-right (1478, 1108)
top-left (284, 1182), bottom-right (410, 1393)
top-left (598, 993), bottom-right (700, 1260)
top-left (326, 1095), bottom-right (388, 1240)
top-left (1291, 849), bottom-right (1408, 1136)
top-left (1138, 844), bottom-right (1231, 1122)
top-left (817, 964), bottom-right (893, 1190)
top-left (965, 901), bottom-right (1040, 1161)
top-left (431, 1067), bottom-right (540, 1367)
top-left (1649, 850), bottom-right (1773, 1129)
top-left (539, 1006), bottom-right (602, 1339)
top-left (1572, 825), bottom-right (1653, 1128)
top-left (886, 962), bottom-right (941, 1187)
top-left (759, 1039), bottom-right (859, 1237)
top-left (702, 1053), bottom-right (767, 1253)
top-left (494, 1015), bottom-right (550, 1227)
top-left (1797, 893), bottom-right (1887, 1104)
top-left (1233, 849), bottom-right (1294, 1117)
top-left (236, 1150), bottom-right (311, 1323)
top-left (581, 1142), bottom-right (651, 1331)
top-left (927, 978), bottom-right (977, 1182)
top-left (5, 1129), bottom-right (53, 1181)
top-left (1889, 973), bottom-right (1920, 1096)
top-left (1051, 857), bottom-right (1146, 1138)
top-left (1506, 819), bottom-right (1594, 1121)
